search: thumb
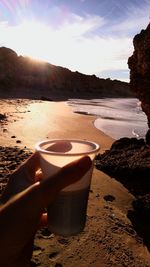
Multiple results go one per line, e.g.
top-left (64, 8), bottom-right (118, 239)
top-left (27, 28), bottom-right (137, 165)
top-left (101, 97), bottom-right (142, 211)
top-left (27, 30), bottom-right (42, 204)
top-left (40, 156), bottom-right (92, 207)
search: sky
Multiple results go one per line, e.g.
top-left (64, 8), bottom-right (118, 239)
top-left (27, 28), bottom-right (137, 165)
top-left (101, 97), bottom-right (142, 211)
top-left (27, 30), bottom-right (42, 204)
top-left (0, 0), bottom-right (150, 82)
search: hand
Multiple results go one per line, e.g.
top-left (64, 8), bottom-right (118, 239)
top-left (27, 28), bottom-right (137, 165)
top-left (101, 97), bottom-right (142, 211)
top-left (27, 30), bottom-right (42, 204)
top-left (0, 153), bottom-right (92, 267)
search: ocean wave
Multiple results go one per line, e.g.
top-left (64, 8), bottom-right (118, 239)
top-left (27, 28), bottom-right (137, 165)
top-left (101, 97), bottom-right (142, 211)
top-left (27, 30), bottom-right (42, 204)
top-left (68, 98), bottom-right (148, 139)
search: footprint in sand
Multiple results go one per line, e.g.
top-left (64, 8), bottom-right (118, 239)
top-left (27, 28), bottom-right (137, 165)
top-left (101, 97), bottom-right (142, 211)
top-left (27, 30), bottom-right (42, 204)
top-left (49, 251), bottom-right (60, 261)
top-left (103, 195), bottom-right (115, 202)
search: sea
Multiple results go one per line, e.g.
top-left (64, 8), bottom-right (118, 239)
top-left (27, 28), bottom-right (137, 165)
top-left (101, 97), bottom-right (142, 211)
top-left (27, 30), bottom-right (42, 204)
top-left (67, 98), bottom-right (148, 140)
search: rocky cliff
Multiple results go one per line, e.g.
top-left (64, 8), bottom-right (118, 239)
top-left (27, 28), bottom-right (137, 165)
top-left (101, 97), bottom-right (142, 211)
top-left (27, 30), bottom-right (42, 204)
top-left (128, 24), bottom-right (150, 132)
top-left (0, 47), bottom-right (132, 100)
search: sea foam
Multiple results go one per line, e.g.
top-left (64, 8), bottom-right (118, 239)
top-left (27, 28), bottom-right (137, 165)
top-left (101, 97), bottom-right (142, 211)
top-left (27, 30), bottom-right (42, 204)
top-left (68, 98), bottom-right (148, 139)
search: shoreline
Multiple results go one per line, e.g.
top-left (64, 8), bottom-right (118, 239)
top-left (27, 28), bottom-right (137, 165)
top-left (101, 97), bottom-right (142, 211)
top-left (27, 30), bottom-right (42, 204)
top-left (67, 98), bottom-right (148, 140)
top-left (0, 98), bottom-right (114, 152)
top-left (1, 98), bottom-right (150, 267)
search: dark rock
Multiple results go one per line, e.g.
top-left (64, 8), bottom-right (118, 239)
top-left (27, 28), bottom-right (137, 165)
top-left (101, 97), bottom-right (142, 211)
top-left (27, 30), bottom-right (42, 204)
top-left (146, 129), bottom-right (150, 145)
top-left (11, 135), bottom-right (16, 138)
top-left (96, 137), bottom-right (150, 196)
top-left (132, 194), bottom-right (150, 221)
top-left (0, 113), bottom-right (7, 120)
top-left (40, 227), bottom-right (51, 237)
top-left (16, 140), bottom-right (21, 143)
top-left (128, 194), bottom-right (150, 251)
top-left (111, 137), bottom-right (145, 150)
top-left (128, 23), bottom-right (150, 132)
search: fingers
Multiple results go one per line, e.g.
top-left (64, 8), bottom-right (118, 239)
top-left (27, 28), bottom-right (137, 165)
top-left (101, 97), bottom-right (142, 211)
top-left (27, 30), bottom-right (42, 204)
top-left (1, 156), bottom-right (92, 223)
top-left (21, 152), bottom-right (41, 178)
top-left (35, 169), bottom-right (43, 182)
top-left (40, 156), bottom-right (92, 207)
top-left (0, 155), bottom-right (92, 252)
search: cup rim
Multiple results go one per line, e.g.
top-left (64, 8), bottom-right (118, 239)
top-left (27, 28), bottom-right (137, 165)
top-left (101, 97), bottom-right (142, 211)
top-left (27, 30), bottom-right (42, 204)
top-left (35, 139), bottom-right (100, 156)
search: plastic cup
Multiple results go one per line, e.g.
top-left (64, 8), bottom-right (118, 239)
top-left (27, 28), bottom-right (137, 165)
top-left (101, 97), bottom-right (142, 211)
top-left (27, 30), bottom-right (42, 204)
top-left (35, 139), bottom-right (100, 236)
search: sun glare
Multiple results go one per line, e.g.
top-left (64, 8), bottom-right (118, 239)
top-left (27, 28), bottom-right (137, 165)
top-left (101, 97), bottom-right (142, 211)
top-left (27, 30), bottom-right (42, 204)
top-left (0, 17), bottom-right (132, 80)
top-left (12, 21), bottom-right (54, 61)
top-left (9, 20), bottom-right (77, 66)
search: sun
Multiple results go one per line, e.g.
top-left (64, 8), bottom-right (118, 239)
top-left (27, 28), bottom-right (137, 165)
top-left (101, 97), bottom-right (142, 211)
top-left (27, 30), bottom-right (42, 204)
top-left (1, 16), bottom-right (131, 79)
top-left (6, 20), bottom-right (58, 62)
top-left (1, 18), bottom-right (75, 67)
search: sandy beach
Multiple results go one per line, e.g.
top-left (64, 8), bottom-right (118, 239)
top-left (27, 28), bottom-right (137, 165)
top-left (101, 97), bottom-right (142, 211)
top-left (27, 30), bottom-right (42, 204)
top-left (1, 99), bottom-right (150, 267)
top-left (0, 99), bottom-right (113, 151)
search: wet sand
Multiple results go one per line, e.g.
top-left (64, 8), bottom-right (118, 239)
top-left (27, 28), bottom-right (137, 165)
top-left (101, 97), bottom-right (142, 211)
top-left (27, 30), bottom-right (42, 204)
top-left (1, 99), bottom-right (150, 267)
top-left (0, 99), bottom-right (113, 151)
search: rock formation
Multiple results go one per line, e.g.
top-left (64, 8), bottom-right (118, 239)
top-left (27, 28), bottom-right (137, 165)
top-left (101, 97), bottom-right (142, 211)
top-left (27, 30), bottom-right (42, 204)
top-left (96, 137), bottom-right (150, 251)
top-left (0, 47), bottom-right (133, 100)
top-left (96, 137), bottom-right (150, 196)
top-left (128, 23), bottom-right (150, 130)
top-left (95, 24), bottom-right (150, 252)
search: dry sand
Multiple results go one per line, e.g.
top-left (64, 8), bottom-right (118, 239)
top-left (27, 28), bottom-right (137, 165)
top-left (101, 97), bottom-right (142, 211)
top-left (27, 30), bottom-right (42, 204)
top-left (0, 99), bottom-right (150, 267)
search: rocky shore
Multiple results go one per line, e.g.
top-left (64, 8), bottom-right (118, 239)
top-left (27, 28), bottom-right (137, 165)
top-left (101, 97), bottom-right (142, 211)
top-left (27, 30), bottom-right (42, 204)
top-left (96, 137), bottom-right (150, 251)
top-left (1, 99), bottom-right (150, 266)
top-left (0, 146), bottom-right (32, 197)
top-left (1, 143), bottom-right (150, 267)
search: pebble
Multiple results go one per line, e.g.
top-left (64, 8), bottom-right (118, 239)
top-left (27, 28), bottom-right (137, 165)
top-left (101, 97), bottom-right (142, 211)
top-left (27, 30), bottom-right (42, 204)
top-left (0, 146), bottom-right (32, 195)
top-left (40, 227), bottom-right (53, 239)
top-left (0, 113), bottom-right (7, 120)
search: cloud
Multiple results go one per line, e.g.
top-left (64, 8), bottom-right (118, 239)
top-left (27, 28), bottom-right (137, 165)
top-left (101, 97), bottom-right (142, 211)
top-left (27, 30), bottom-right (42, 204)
top-left (41, 13), bottom-right (133, 77)
top-left (107, 2), bottom-right (150, 37)
top-left (0, 1), bottom-right (150, 83)
top-left (0, 10), bottom-right (139, 81)
top-left (60, 13), bottom-right (106, 36)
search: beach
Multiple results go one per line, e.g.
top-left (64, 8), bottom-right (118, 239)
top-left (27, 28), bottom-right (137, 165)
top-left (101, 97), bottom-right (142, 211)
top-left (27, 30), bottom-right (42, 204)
top-left (68, 98), bottom-right (148, 140)
top-left (1, 99), bottom-right (150, 267)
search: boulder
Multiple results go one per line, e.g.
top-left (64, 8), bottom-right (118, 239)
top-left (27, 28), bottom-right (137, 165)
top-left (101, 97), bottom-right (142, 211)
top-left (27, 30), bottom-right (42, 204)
top-left (96, 137), bottom-right (150, 196)
top-left (128, 24), bottom-right (150, 132)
